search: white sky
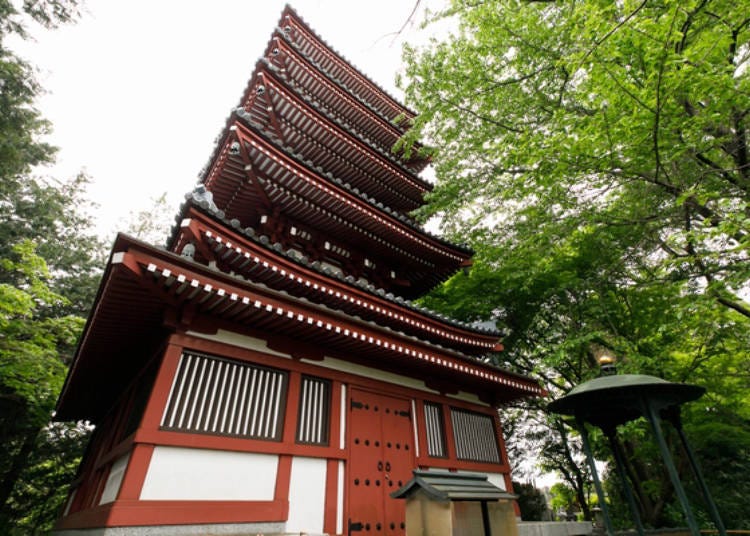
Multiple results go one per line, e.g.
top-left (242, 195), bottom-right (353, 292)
top-left (11, 0), bottom-right (446, 241)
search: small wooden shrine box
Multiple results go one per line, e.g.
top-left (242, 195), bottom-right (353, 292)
top-left (392, 470), bottom-right (519, 536)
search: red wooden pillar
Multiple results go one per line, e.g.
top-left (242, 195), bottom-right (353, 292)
top-left (116, 445), bottom-right (154, 500)
top-left (119, 342), bottom-right (182, 501)
top-left (494, 411), bottom-right (520, 516)
top-left (275, 455), bottom-right (293, 520)
top-left (138, 341), bottom-right (184, 434)
top-left (443, 405), bottom-right (459, 463)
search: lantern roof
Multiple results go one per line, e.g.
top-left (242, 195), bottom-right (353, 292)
top-left (548, 374), bottom-right (705, 429)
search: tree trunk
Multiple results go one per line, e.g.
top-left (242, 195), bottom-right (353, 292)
top-left (556, 419), bottom-right (592, 520)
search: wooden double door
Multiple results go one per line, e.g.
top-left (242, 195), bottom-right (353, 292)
top-left (348, 389), bottom-right (415, 536)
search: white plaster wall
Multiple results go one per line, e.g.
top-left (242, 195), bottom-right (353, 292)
top-left (185, 329), bottom-right (290, 359)
top-left (99, 453), bottom-right (130, 505)
top-left (139, 446), bottom-right (278, 500)
top-left (336, 460), bottom-right (345, 535)
top-left (487, 472), bottom-right (508, 491)
top-left (339, 384), bottom-right (347, 449)
top-left (319, 355), bottom-right (487, 404)
top-left (285, 457), bottom-right (327, 533)
top-left (187, 329), bottom-right (488, 405)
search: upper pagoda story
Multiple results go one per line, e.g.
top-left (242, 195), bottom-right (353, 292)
top-left (238, 60), bottom-right (428, 214)
top-left (170, 5), bottom-right (473, 300)
top-left (271, 5), bottom-right (430, 174)
top-left (174, 203), bottom-right (500, 356)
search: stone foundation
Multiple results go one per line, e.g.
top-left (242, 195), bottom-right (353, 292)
top-left (518, 521), bottom-right (594, 536)
top-left (52, 522), bottom-right (287, 536)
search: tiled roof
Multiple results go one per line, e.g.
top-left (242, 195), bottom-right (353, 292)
top-left (256, 59), bottom-right (429, 201)
top-left (229, 111), bottom-right (472, 258)
top-left (56, 234), bottom-right (540, 422)
top-left (264, 29), bottom-right (418, 165)
top-left (177, 196), bottom-right (495, 342)
top-left (391, 470), bottom-right (518, 501)
top-left (280, 5), bottom-right (417, 123)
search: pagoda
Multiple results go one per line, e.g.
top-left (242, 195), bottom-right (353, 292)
top-left (53, 6), bottom-right (542, 535)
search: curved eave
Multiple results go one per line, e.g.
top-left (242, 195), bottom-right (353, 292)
top-left (176, 208), bottom-right (502, 355)
top-left (263, 34), bottom-right (401, 157)
top-left (262, 31), bottom-right (431, 174)
top-left (189, 121), bottom-right (473, 298)
top-left (202, 119), bottom-right (472, 282)
top-left (251, 61), bottom-right (428, 209)
top-left (234, 117), bottom-right (469, 263)
top-left (57, 235), bottom-right (541, 422)
top-left (280, 6), bottom-right (416, 125)
top-left (55, 241), bottom-right (171, 423)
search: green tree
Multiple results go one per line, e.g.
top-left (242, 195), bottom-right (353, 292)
top-left (0, 171), bottom-right (104, 317)
top-left (513, 480), bottom-right (549, 521)
top-left (0, 242), bottom-right (85, 529)
top-left (400, 0), bottom-right (750, 317)
top-left (0, 0), bottom-right (97, 312)
top-left (401, 0), bottom-right (750, 528)
top-left (0, 0), bottom-right (80, 178)
top-left (549, 482), bottom-right (580, 520)
top-left (5, 422), bottom-right (90, 535)
top-left (0, 2), bottom-right (101, 533)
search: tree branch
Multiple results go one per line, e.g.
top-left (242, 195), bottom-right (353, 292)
top-left (692, 150), bottom-right (748, 193)
top-left (653, 5), bottom-right (681, 183)
top-left (675, 0), bottom-right (710, 55)
top-left (577, 0), bottom-right (648, 68)
top-left (435, 94), bottom-right (524, 133)
top-left (713, 294), bottom-right (750, 318)
top-left (683, 204), bottom-right (750, 319)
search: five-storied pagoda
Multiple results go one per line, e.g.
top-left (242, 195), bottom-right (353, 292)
top-left (53, 6), bottom-right (542, 535)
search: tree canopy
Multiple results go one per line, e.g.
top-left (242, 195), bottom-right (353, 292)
top-left (0, 2), bottom-right (103, 533)
top-left (400, 0), bottom-right (750, 528)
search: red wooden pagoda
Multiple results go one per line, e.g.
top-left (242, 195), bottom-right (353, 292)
top-left (53, 6), bottom-right (542, 535)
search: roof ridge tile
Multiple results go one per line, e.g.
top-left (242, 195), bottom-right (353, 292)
top-left (181, 195), bottom-right (499, 339)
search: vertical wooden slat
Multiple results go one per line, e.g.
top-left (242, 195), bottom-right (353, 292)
top-left (272, 370), bottom-right (284, 439)
top-left (219, 363), bottom-right (238, 433)
top-left (411, 399), bottom-right (420, 457)
top-left (266, 371), bottom-right (279, 437)
top-left (172, 353), bottom-right (197, 429)
top-left (311, 380), bottom-right (319, 441)
top-left (314, 381), bottom-right (323, 441)
top-left (242, 367), bottom-right (258, 436)
top-left (210, 360), bottom-right (228, 432)
top-left (450, 408), bottom-right (500, 463)
top-left (186, 357), bottom-right (209, 431)
top-left (249, 369), bottom-right (266, 436)
top-left (161, 352), bottom-right (190, 428)
top-left (234, 367), bottom-right (249, 435)
top-left (424, 402), bottom-right (446, 458)
top-left (295, 376), bottom-right (330, 445)
top-left (160, 352), bottom-right (288, 441)
top-left (300, 378), bottom-right (309, 443)
top-left (226, 365), bottom-right (242, 434)
top-left (201, 359), bottom-right (221, 431)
